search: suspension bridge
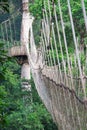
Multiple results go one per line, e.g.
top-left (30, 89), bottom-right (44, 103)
top-left (0, 0), bottom-right (87, 129)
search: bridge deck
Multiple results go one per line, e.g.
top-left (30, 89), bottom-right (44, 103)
top-left (9, 45), bottom-right (27, 57)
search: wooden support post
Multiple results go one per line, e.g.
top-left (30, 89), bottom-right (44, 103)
top-left (20, 0), bottom-right (30, 47)
top-left (20, 0), bottom-right (31, 91)
top-left (21, 63), bottom-right (31, 91)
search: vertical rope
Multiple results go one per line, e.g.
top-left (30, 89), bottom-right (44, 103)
top-left (4, 21), bottom-right (10, 49)
top-left (42, 20), bottom-right (50, 66)
top-left (44, 9), bottom-right (50, 45)
top-left (54, 5), bottom-right (68, 85)
top-left (43, 3), bottom-right (53, 66)
top-left (47, 1), bottom-right (72, 128)
top-left (9, 19), bottom-right (13, 47)
top-left (0, 24), bottom-right (6, 49)
top-left (41, 27), bottom-right (48, 66)
top-left (81, 0), bottom-right (87, 31)
top-left (51, 23), bottom-right (62, 83)
top-left (5, 22), bottom-right (8, 42)
top-left (58, 0), bottom-right (74, 89)
top-left (1, 24), bottom-right (5, 42)
top-left (41, 32), bottom-right (46, 65)
top-left (47, 0), bottom-right (51, 21)
top-left (12, 16), bottom-right (16, 45)
top-left (66, 1), bottom-right (84, 129)
top-left (67, 0), bottom-right (86, 100)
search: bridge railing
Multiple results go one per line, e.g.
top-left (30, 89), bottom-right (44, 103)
top-left (0, 10), bottom-right (22, 49)
top-left (40, 0), bottom-right (87, 101)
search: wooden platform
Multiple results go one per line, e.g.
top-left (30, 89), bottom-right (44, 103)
top-left (9, 45), bottom-right (27, 57)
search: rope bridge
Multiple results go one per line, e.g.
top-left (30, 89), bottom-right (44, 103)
top-left (0, 0), bottom-right (87, 129)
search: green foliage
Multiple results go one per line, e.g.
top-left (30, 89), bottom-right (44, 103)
top-left (29, 0), bottom-right (43, 45)
top-left (0, 1), bottom-right (57, 129)
top-left (29, 0), bottom-right (43, 19)
top-left (0, 42), bottom-right (57, 130)
top-left (1, 0), bottom-right (87, 129)
top-left (0, 0), bottom-right (9, 13)
top-left (0, 41), bottom-right (10, 80)
top-left (0, 59), bottom-right (58, 130)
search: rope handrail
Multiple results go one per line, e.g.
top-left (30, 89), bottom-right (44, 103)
top-left (42, 74), bottom-right (87, 107)
top-left (0, 0), bottom-right (87, 129)
top-left (0, 8), bottom-right (22, 25)
top-left (41, 64), bottom-right (87, 80)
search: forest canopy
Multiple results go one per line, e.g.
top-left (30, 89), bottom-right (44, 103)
top-left (0, 0), bottom-right (87, 129)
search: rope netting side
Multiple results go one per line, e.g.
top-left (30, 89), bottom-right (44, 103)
top-left (0, 10), bottom-right (22, 50)
top-left (42, 74), bottom-right (87, 130)
top-left (41, 0), bottom-right (87, 101)
top-left (40, 0), bottom-right (87, 129)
